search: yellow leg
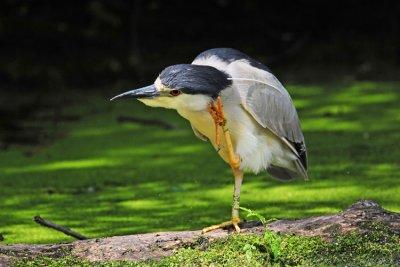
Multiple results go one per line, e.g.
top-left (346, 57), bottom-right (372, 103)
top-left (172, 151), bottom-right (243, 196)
top-left (203, 97), bottom-right (243, 233)
top-left (202, 166), bottom-right (244, 233)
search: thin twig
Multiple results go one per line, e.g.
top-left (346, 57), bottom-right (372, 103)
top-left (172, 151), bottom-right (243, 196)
top-left (33, 215), bottom-right (88, 240)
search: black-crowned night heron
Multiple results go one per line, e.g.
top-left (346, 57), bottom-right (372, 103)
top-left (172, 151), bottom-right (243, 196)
top-left (111, 48), bottom-right (308, 233)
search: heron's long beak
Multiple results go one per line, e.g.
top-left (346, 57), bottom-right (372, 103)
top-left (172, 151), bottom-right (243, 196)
top-left (110, 85), bottom-right (160, 101)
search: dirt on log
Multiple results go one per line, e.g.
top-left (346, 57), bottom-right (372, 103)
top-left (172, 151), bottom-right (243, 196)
top-left (0, 200), bottom-right (399, 265)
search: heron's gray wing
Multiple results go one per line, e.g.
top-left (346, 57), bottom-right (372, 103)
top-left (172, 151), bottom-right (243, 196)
top-left (234, 77), bottom-right (307, 172)
top-left (244, 81), bottom-right (304, 143)
top-left (191, 124), bottom-right (208, 141)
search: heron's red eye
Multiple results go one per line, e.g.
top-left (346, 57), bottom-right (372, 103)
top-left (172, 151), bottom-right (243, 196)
top-left (170, 89), bottom-right (182, 96)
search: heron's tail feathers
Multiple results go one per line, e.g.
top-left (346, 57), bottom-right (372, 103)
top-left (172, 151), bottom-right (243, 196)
top-left (294, 159), bottom-right (309, 180)
top-left (267, 160), bottom-right (308, 181)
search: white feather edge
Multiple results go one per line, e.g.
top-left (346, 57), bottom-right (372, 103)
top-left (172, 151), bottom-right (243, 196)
top-left (227, 77), bottom-right (283, 94)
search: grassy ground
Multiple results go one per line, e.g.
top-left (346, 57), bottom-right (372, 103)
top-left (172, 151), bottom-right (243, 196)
top-left (0, 81), bottom-right (399, 244)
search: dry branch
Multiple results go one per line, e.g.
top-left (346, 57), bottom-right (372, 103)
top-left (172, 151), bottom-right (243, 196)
top-left (33, 216), bottom-right (88, 240)
top-left (1, 200), bottom-right (399, 265)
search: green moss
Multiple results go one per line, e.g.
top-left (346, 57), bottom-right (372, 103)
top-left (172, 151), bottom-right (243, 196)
top-left (157, 235), bottom-right (270, 266)
top-left (275, 222), bottom-right (400, 266)
top-left (14, 256), bottom-right (85, 267)
top-left (158, 226), bottom-right (400, 266)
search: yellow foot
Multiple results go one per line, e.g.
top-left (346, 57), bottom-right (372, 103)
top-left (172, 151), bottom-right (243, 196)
top-left (202, 217), bottom-right (241, 233)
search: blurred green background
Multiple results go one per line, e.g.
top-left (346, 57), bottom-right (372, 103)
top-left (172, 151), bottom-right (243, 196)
top-left (0, 1), bottom-right (399, 244)
top-left (1, 81), bottom-right (399, 244)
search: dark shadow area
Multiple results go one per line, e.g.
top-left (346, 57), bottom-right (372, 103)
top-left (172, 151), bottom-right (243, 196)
top-left (1, 1), bottom-right (400, 87)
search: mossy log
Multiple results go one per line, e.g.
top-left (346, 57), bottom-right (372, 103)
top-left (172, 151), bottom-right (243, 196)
top-left (0, 200), bottom-right (399, 265)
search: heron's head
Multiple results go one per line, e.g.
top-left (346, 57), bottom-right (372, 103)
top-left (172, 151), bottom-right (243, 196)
top-left (111, 64), bottom-right (231, 111)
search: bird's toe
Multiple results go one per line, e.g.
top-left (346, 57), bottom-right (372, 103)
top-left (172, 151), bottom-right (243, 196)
top-left (201, 218), bottom-right (241, 234)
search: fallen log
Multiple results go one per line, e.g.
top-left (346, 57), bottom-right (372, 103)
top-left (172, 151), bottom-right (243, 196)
top-left (0, 200), bottom-right (398, 265)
